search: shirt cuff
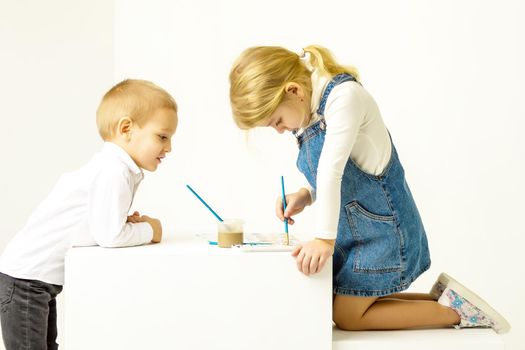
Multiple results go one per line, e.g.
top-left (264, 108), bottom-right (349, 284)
top-left (133, 222), bottom-right (154, 244)
top-left (303, 185), bottom-right (316, 203)
top-left (314, 231), bottom-right (337, 240)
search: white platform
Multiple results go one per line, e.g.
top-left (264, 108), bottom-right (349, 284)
top-left (333, 327), bottom-right (504, 350)
top-left (63, 234), bottom-right (505, 350)
top-left (64, 234), bottom-right (332, 350)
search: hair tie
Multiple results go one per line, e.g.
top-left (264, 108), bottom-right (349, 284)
top-left (299, 49), bottom-right (314, 71)
top-left (299, 48), bottom-right (306, 58)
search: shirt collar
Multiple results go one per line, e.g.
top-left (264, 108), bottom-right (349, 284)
top-left (299, 53), bottom-right (331, 120)
top-left (102, 142), bottom-right (143, 176)
top-left (309, 69), bottom-right (331, 118)
top-left (295, 69), bottom-right (331, 135)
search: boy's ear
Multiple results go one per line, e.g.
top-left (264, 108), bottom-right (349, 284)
top-left (116, 117), bottom-right (133, 140)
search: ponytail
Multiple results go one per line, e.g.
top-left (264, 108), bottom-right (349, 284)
top-left (303, 45), bottom-right (360, 81)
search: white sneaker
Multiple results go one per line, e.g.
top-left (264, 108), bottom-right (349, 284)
top-left (437, 280), bottom-right (511, 334)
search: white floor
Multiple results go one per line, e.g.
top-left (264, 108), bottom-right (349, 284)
top-left (0, 324), bottom-right (507, 350)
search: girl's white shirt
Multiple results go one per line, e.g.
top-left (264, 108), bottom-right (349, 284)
top-left (300, 68), bottom-right (392, 239)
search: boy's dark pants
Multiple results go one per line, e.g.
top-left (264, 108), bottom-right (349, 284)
top-left (0, 272), bottom-right (63, 350)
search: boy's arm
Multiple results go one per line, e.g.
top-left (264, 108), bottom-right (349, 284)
top-left (88, 168), bottom-right (153, 247)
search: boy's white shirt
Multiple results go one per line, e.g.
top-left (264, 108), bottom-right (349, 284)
top-left (301, 69), bottom-right (392, 240)
top-left (0, 142), bottom-right (153, 285)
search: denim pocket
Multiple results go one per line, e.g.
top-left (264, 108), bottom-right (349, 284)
top-left (345, 201), bottom-right (402, 273)
top-left (0, 273), bottom-right (15, 308)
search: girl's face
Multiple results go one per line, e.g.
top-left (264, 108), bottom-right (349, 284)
top-left (267, 83), bottom-right (311, 134)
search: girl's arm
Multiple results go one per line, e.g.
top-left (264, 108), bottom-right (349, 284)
top-left (314, 81), bottom-right (366, 240)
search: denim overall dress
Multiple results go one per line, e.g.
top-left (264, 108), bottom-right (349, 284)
top-left (295, 73), bottom-right (431, 297)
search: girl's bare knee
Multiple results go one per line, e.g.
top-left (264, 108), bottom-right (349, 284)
top-left (333, 295), bottom-right (378, 331)
top-left (333, 308), bottom-right (363, 331)
top-left (333, 318), bottom-right (364, 331)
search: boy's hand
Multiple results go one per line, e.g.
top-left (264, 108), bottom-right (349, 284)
top-left (275, 188), bottom-right (312, 225)
top-left (141, 215), bottom-right (162, 243)
top-left (292, 238), bottom-right (334, 276)
top-left (127, 211), bottom-right (144, 223)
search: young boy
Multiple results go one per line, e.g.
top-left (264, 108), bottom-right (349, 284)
top-left (0, 79), bottom-right (178, 349)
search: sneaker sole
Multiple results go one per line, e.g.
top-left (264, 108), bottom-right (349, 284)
top-left (445, 275), bottom-right (511, 334)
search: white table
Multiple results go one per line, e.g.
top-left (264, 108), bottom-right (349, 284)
top-left (64, 234), bottom-right (332, 350)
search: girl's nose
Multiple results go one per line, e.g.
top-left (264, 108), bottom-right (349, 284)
top-left (272, 125), bottom-right (285, 134)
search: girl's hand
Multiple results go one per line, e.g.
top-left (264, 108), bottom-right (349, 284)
top-left (275, 188), bottom-right (312, 225)
top-left (127, 211), bottom-right (144, 223)
top-left (292, 238), bottom-right (335, 275)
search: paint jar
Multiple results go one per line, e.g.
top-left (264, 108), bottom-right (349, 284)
top-left (217, 219), bottom-right (244, 248)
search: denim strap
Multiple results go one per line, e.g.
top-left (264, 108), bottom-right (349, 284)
top-left (316, 73), bottom-right (359, 116)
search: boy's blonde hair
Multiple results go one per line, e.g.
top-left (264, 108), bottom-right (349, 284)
top-left (96, 79), bottom-right (178, 140)
top-left (229, 45), bottom-right (359, 130)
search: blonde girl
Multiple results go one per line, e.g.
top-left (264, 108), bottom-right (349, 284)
top-left (229, 45), bottom-right (509, 333)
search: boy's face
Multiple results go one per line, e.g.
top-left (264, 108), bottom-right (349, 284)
top-left (127, 108), bottom-right (178, 171)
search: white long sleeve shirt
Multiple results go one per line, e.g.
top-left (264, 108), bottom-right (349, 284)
top-left (303, 69), bottom-right (392, 239)
top-left (0, 142), bottom-right (153, 285)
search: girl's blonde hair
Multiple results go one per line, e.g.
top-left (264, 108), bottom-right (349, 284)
top-left (96, 79), bottom-right (177, 140)
top-left (229, 45), bottom-right (359, 130)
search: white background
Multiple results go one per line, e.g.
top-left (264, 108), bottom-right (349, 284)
top-left (1, 0), bottom-right (524, 348)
